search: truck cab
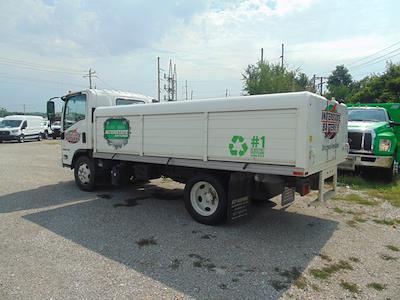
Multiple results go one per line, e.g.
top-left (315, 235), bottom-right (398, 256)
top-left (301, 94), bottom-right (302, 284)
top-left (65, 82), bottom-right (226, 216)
top-left (47, 89), bottom-right (154, 167)
top-left (339, 104), bottom-right (400, 180)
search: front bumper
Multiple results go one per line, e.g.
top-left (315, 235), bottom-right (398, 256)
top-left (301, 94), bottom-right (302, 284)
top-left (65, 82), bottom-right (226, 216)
top-left (0, 135), bottom-right (19, 141)
top-left (338, 153), bottom-right (393, 171)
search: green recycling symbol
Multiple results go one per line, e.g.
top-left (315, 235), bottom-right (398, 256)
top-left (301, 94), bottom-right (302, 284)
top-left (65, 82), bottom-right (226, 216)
top-left (229, 135), bottom-right (248, 156)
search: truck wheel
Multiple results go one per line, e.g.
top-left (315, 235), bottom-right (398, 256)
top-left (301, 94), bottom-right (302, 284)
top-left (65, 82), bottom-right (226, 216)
top-left (383, 164), bottom-right (394, 182)
top-left (18, 135), bottom-right (24, 143)
top-left (184, 174), bottom-right (227, 225)
top-left (38, 133), bottom-right (43, 141)
top-left (74, 156), bottom-right (96, 191)
top-left (44, 131), bottom-right (48, 139)
top-left (52, 134), bottom-right (56, 139)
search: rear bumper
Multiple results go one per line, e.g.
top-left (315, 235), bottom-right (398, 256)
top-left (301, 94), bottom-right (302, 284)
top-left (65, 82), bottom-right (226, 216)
top-left (338, 153), bottom-right (393, 171)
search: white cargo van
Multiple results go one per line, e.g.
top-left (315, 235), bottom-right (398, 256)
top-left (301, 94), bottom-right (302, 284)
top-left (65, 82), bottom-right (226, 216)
top-left (0, 115), bottom-right (44, 143)
top-left (47, 89), bottom-right (348, 225)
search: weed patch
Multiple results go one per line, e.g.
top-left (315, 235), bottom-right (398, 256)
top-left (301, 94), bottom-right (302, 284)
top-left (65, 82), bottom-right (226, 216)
top-left (380, 254), bottom-right (397, 261)
top-left (334, 193), bottom-right (377, 206)
top-left (367, 282), bottom-right (386, 291)
top-left (333, 207), bottom-right (344, 213)
top-left (293, 276), bottom-right (307, 289)
top-left (373, 219), bottom-right (399, 226)
top-left (339, 175), bottom-right (400, 207)
top-left (386, 245), bottom-right (399, 252)
top-left (340, 280), bottom-right (360, 294)
top-left (309, 260), bottom-right (353, 280)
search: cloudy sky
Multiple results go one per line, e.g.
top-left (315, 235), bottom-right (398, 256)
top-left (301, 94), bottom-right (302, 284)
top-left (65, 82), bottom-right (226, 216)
top-left (0, 0), bottom-right (399, 112)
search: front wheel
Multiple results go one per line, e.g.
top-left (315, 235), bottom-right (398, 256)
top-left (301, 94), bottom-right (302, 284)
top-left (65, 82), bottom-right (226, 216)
top-left (184, 174), bottom-right (227, 225)
top-left (383, 164), bottom-right (394, 182)
top-left (74, 156), bottom-right (96, 191)
top-left (18, 134), bottom-right (24, 143)
top-left (38, 133), bottom-right (43, 141)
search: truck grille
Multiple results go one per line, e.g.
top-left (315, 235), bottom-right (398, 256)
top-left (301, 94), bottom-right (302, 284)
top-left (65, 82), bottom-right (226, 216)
top-left (0, 131), bottom-right (10, 136)
top-left (348, 131), bottom-right (372, 152)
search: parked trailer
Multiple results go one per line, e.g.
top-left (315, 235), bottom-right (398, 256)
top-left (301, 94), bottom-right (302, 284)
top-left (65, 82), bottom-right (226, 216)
top-left (47, 89), bottom-right (348, 225)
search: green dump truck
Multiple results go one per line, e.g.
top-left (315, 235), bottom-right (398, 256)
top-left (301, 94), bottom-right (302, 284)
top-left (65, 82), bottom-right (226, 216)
top-left (339, 103), bottom-right (400, 180)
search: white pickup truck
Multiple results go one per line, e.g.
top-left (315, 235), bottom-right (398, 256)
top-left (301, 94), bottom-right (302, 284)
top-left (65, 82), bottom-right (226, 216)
top-left (47, 89), bottom-right (348, 225)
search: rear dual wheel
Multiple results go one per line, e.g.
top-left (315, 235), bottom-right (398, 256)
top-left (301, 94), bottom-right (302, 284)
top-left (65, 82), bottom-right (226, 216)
top-left (184, 174), bottom-right (228, 225)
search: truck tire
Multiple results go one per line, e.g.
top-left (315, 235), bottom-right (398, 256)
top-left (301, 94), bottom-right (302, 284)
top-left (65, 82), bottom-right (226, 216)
top-left (74, 156), bottom-right (96, 191)
top-left (52, 133), bottom-right (56, 139)
top-left (383, 164), bottom-right (394, 182)
top-left (184, 174), bottom-right (227, 225)
top-left (37, 133), bottom-right (43, 141)
top-left (18, 134), bottom-right (24, 143)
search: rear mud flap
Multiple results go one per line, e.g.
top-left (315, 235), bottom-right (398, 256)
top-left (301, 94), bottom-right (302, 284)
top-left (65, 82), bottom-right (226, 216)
top-left (227, 172), bottom-right (253, 222)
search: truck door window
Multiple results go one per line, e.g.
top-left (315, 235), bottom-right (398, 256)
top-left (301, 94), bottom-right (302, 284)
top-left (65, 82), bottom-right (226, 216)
top-left (21, 121), bottom-right (27, 129)
top-left (64, 94), bottom-right (86, 130)
top-left (116, 98), bottom-right (145, 105)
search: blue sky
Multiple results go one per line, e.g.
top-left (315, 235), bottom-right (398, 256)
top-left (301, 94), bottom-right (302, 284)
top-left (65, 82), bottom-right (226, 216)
top-left (0, 0), bottom-right (399, 112)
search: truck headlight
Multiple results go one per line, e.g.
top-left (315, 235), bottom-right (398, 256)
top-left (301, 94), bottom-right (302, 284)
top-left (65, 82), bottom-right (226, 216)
top-left (11, 129), bottom-right (19, 134)
top-left (379, 139), bottom-right (391, 152)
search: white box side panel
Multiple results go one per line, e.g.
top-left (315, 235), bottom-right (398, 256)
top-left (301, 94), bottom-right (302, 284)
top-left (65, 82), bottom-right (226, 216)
top-left (143, 113), bottom-right (203, 159)
top-left (95, 116), bottom-right (142, 154)
top-left (207, 109), bottom-right (297, 165)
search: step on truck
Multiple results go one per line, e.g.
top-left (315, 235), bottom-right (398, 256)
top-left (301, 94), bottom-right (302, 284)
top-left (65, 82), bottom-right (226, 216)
top-left (47, 89), bottom-right (348, 225)
top-left (338, 103), bottom-right (400, 181)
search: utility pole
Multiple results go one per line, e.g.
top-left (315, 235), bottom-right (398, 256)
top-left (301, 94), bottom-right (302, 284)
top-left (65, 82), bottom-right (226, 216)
top-left (314, 76), bottom-right (328, 95)
top-left (280, 43), bottom-right (284, 69)
top-left (320, 77), bottom-right (323, 95)
top-left (225, 89), bottom-right (228, 98)
top-left (83, 68), bottom-right (96, 89)
top-left (174, 64), bottom-right (177, 100)
top-left (157, 57), bottom-right (161, 102)
top-left (23, 104), bottom-right (25, 115)
top-left (313, 74), bottom-right (316, 92)
top-left (185, 80), bottom-right (188, 100)
top-left (260, 48), bottom-right (264, 63)
top-left (191, 90), bottom-right (193, 100)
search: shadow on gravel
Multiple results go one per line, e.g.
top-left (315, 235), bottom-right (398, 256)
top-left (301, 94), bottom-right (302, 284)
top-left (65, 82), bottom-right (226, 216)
top-left (11, 181), bottom-right (337, 299)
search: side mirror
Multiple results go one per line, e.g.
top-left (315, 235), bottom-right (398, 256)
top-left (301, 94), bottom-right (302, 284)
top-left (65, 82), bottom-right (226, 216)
top-left (389, 121), bottom-right (400, 127)
top-left (47, 101), bottom-right (55, 122)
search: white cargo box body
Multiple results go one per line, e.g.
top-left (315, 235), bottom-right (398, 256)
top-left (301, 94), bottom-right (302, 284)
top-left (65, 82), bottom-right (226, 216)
top-left (94, 92), bottom-right (348, 176)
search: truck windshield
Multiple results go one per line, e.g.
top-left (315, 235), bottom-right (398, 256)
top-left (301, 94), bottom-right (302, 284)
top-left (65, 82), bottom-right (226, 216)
top-left (348, 109), bottom-right (388, 122)
top-left (64, 94), bottom-right (86, 130)
top-left (0, 120), bottom-right (22, 128)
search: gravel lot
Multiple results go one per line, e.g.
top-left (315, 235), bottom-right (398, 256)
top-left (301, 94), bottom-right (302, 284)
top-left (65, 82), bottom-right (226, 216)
top-left (0, 141), bottom-right (399, 299)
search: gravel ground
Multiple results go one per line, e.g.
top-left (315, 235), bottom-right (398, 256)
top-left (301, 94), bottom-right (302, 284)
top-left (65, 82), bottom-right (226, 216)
top-left (0, 141), bottom-right (399, 299)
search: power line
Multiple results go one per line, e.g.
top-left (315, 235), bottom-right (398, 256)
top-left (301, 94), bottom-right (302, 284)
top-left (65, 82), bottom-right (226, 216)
top-left (0, 56), bottom-right (84, 73)
top-left (349, 47), bottom-right (400, 70)
top-left (347, 40), bottom-right (400, 67)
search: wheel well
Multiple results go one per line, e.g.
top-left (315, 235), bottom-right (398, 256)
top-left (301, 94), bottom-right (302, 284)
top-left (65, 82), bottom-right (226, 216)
top-left (71, 150), bottom-right (92, 169)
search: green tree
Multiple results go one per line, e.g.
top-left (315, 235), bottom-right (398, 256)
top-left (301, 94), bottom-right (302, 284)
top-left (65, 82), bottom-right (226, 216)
top-left (242, 61), bottom-right (311, 95)
top-left (349, 62), bottom-right (400, 103)
top-left (327, 65), bottom-right (353, 101)
top-left (0, 107), bottom-right (7, 117)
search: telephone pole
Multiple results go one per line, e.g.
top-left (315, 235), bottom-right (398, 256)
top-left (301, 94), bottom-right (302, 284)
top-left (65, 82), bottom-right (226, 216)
top-left (185, 80), bottom-right (188, 100)
top-left (157, 57), bottom-right (161, 102)
top-left (225, 89), bottom-right (228, 98)
top-left (83, 68), bottom-right (96, 89)
top-left (191, 90), bottom-right (193, 100)
top-left (280, 43), bottom-right (284, 69)
top-left (313, 76), bottom-right (328, 95)
top-left (260, 48), bottom-right (264, 63)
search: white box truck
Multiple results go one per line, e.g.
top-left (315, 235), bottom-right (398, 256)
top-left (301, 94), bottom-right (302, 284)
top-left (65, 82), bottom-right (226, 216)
top-left (0, 115), bottom-right (44, 143)
top-left (47, 89), bottom-right (348, 225)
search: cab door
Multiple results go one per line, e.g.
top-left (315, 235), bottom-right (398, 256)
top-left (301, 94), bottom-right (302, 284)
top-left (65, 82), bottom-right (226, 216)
top-left (61, 93), bottom-right (88, 166)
